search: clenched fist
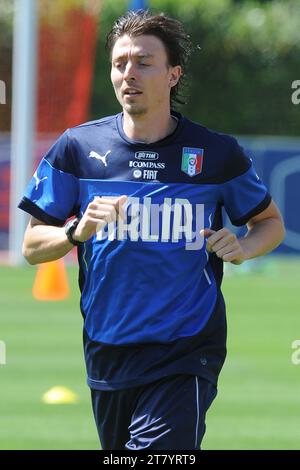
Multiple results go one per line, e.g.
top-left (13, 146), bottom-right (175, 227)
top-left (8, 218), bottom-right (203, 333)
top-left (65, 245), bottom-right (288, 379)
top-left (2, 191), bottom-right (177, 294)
top-left (200, 228), bottom-right (246, 265)
top-left (73, 195), bottom-right (127, 243)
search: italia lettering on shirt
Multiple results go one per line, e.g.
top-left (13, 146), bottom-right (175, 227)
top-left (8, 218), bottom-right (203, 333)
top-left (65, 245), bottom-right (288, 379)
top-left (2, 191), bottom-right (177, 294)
top-left (96, 196), bottom-right (205, 250)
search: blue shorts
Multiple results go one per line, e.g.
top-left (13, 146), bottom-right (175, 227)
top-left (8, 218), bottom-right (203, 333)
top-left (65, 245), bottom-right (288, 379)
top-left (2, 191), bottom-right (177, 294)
top-left (91, 374), bottom-right (217, 450)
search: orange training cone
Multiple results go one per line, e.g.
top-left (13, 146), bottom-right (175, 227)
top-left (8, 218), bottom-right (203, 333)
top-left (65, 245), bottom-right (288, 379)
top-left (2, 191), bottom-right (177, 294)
top-left (32, 259), bottom-right (70, 301)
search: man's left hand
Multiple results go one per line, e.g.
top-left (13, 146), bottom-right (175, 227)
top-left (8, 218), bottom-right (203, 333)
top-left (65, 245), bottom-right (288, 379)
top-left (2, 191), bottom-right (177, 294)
top-left (200, 228), bottom-right (246, 265)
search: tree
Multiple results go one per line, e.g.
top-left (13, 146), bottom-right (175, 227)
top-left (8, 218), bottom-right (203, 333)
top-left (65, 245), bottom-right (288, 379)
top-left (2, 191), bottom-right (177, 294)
top-left (91, 0), bottom-right (300, 136)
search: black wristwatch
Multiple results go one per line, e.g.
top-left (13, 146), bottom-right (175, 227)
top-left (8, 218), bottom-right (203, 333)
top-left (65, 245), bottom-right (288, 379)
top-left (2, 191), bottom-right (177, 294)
top-left (64, 218), bottom-right (82, 246)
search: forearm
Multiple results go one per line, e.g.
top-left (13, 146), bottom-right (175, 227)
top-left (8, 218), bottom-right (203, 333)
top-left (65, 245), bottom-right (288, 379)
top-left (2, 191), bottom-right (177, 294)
top-left (240, 217), bottom-right (285, 260)
top-left (23, 224), bottom-right (73, 265)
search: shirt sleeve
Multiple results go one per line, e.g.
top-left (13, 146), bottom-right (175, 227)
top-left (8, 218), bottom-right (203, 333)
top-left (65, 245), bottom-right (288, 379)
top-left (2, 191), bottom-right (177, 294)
top-left (18, 130), bottom-right (79, 226)
top-left (221, 138), bottom-right (271, 226)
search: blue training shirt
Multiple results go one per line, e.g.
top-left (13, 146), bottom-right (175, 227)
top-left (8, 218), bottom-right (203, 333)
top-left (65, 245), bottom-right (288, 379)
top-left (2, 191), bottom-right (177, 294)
top-left (19, 112), bottom-right (271, 390)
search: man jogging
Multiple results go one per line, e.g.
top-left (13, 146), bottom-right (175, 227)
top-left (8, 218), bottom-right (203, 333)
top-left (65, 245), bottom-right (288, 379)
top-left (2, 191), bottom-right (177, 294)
top-left (19, 10), bottom-right (285, 450)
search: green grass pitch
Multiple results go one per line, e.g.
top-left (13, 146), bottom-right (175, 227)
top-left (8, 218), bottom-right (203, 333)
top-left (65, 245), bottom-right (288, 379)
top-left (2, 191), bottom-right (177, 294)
top-left (0, 257), bottom-right (299, 450)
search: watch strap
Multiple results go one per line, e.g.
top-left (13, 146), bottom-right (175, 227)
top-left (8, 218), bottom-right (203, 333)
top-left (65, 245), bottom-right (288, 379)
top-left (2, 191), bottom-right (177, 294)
top-left (65, 218), bottom-right (82, 246)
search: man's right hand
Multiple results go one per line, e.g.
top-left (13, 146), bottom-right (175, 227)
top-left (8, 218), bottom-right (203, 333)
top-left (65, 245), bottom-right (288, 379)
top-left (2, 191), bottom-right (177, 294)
top-left (73, 195), bottom-right (128, 243)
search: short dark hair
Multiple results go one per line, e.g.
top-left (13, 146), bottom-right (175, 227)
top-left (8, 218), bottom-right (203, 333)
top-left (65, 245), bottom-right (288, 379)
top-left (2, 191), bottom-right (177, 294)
top-left (105, 10), bottom-right (193, 109)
